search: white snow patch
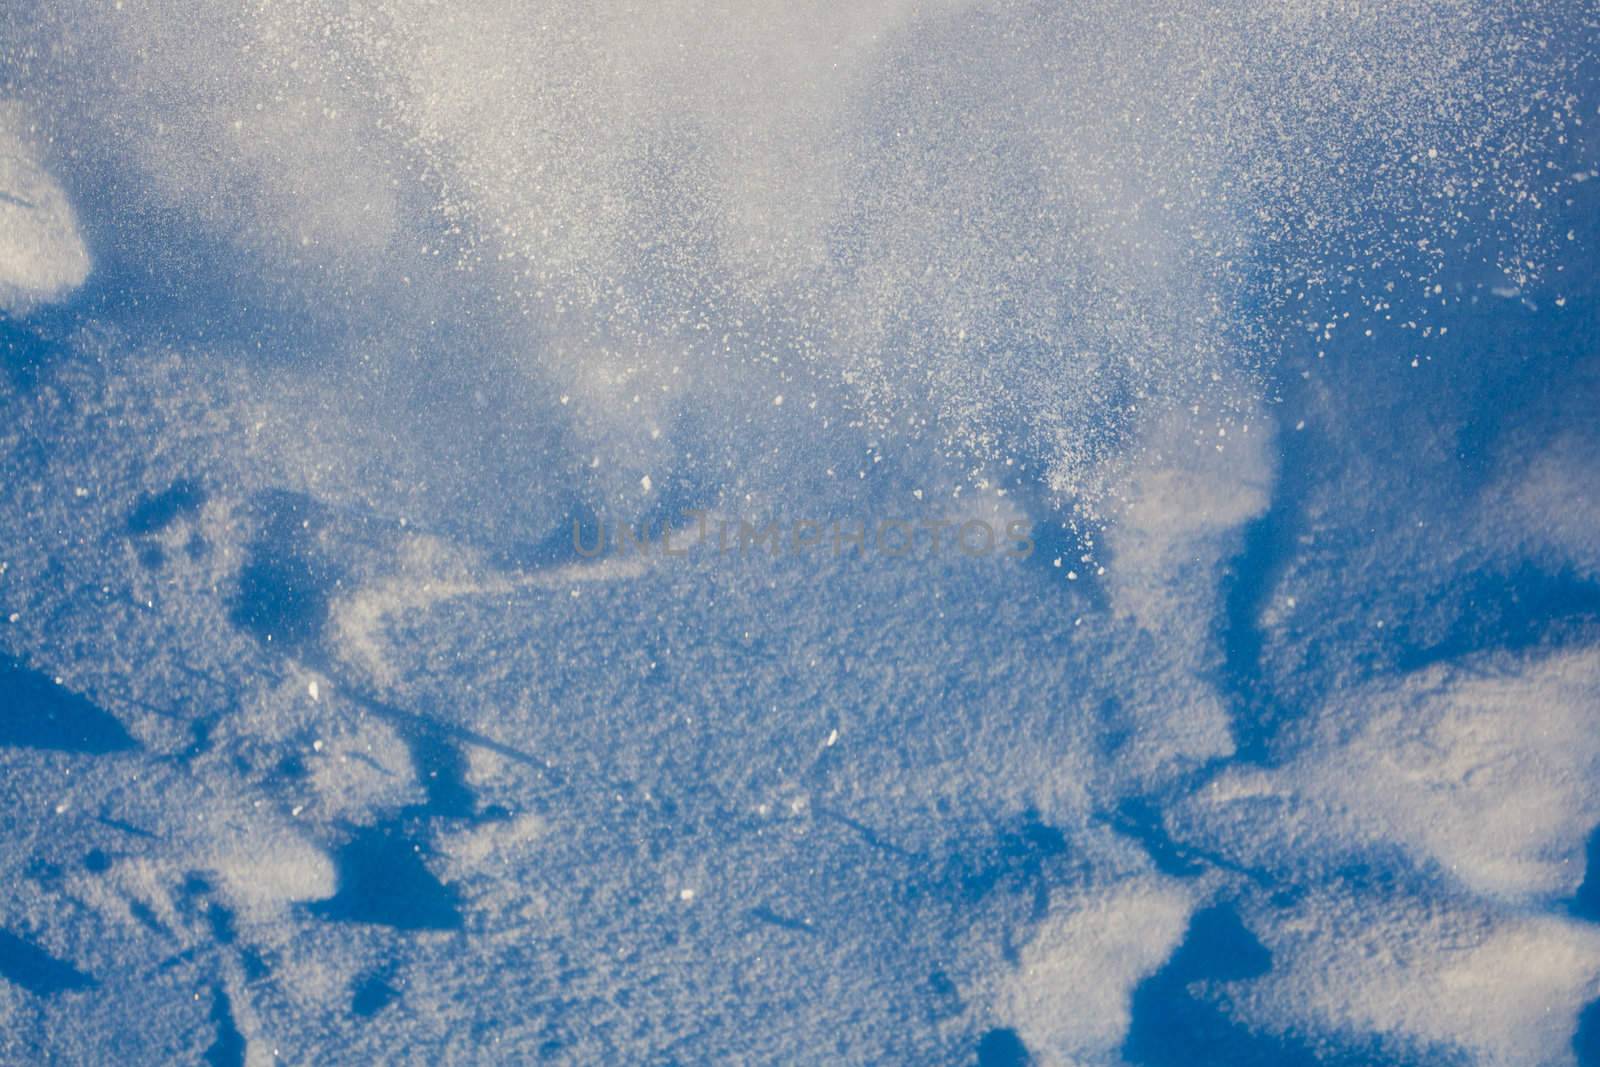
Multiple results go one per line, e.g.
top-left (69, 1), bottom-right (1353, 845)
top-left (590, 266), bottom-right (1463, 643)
top-left (211, 831), bottom-right (336, 918)
top-left (994, 876), bottom-right (1193, 1065)
top-left (1296, 647), bottom-right (1600, 902)
top-left (0, 103), bottom-right (90, 315)
top-left (1241, 889), bottom-right (1600, 1067)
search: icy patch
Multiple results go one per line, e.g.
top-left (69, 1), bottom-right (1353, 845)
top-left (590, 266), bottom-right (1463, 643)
top-left (0, 104), bottom-right (90, 316)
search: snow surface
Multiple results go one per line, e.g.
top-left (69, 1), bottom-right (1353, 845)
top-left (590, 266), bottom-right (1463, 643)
top-left (0, 104), bottom-right (89, 316)
top-left (0, 2), bottom-right (1597, 1064)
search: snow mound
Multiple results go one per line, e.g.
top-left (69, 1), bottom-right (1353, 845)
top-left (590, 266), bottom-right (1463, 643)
top-left (0, 104), bottom-right (89, 316)
top-left (994, 874), bottom-right (1193, 1066)
top-left (1298, 647), bottom-right (1600, 903)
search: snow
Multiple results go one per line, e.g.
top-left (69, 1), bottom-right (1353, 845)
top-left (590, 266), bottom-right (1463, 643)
top-left (0, 0), bottom-right (1593, 1063)
top-left (1295, 648), bottom-right (1600, 903)
top-left (1238, 889), bottom-right (1600, 1067)
top-left (0, 104), bottom-right (90, 316)
top-left (994, 873), bottom-right (1193, 1066)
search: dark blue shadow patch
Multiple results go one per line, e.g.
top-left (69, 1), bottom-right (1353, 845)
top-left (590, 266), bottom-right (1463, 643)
top-left (204, 986), bottom-right (246, 1067)
top-left (976, 1026), bottom-right (1032, 1066)
top-left (1575, 995), bottom-right (1600, 1066)
top-left (0, 655), bottom-right (136, 753)
top-left (1570, 823), bottom-right (1600, 923)
top-left (306, 823), bottom-right (463, 932)
top-left (351, 969), bottom-right (401, 1018)
top-left (0, 929), bottom-right (95, 995)
top-left (1123, 904), bottom-right (1321, 1067)
top-left (126, 479), bottom-right (207, 536)
top-left (227, 491), bottom-right (342, 648)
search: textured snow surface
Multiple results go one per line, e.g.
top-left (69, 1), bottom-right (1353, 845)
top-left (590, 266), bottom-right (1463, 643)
top-left (0, 104), bottom-right (89, 316)
top-left (0, 2), bottom-right (1598, 1064)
